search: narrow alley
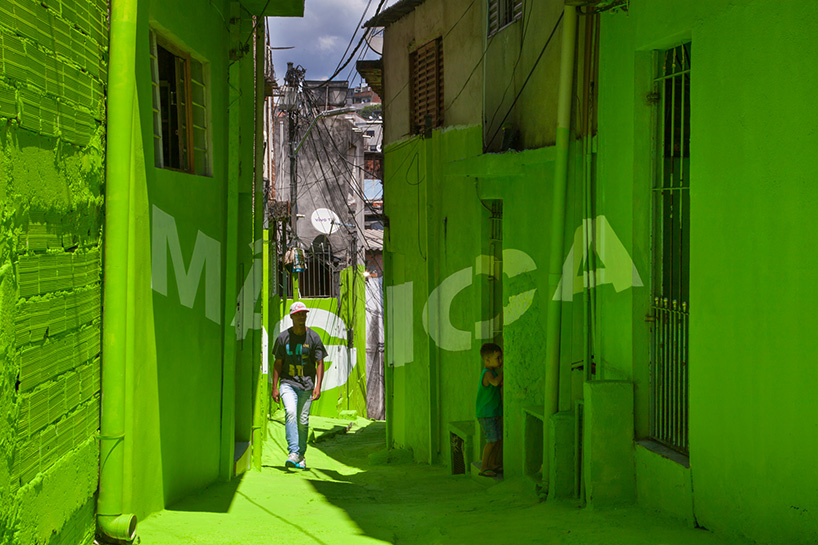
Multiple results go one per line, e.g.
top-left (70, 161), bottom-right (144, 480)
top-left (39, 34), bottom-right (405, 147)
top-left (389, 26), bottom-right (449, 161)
top-left (138, 415), bottom-right (746, 545)
top-left (2, 1), bottom-right (818, 544)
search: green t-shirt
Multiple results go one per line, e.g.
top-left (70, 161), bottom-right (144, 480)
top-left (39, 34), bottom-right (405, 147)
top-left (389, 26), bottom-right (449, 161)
top-left (476, 368), bottom-right (502, 418)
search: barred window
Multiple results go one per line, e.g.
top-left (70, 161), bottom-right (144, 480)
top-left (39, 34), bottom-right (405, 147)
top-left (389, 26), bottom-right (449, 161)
top-left (650, 43), bottom-right (691, 455)
top-left (150, 31), bottom-right (211, 176)
top-left (409, 38), bottom-right (443, 135)
top-left (488, 0), bottom-right (522, 38)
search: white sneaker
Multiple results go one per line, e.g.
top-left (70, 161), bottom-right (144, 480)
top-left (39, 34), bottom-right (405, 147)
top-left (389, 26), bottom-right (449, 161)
top-left (285, 453), bottom-right (301, 468)
top-left (299, 456), bottom-right (307, 469)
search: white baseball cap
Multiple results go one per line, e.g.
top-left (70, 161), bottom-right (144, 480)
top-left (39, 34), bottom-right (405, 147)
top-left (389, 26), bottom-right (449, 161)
top-left (289, 301), bottom-right (309, 315)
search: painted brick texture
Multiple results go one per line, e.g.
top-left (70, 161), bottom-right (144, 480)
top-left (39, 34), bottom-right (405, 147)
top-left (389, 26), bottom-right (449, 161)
top-left (0, 0), bottom-right (107, 543)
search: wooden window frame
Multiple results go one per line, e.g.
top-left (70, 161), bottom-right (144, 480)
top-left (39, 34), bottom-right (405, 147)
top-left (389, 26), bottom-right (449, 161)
top-left (150, 31), bottom-right (210, 176)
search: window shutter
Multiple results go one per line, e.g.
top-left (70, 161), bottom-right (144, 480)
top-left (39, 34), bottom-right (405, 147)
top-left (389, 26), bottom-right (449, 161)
top-left (149, 32), bottom-right (164, 168)
top-left (513, 0), bottom-right (523, 21)
top-left (410, 38), bottom-right (444, 134)
top-left (190, 60), bottom-right (210, 176)
top-left (488, 0), bottom-right (523, 37)
top-left (488, 0), bottom-right (499, 37)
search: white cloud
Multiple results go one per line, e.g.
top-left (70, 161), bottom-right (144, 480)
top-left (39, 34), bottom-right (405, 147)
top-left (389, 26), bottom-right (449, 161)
top-left (316, 35), bottom-right (342, 52)
top-left (267, 0), bottom-right (398, 83)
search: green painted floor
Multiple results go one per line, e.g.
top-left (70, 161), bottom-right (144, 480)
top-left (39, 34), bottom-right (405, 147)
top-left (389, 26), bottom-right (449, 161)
top-left (137, 415), bottom-right (748, 545)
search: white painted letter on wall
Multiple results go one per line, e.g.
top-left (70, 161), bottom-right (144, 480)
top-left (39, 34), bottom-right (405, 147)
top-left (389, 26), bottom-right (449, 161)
top-left (151, 204), bottom-right (222, 324)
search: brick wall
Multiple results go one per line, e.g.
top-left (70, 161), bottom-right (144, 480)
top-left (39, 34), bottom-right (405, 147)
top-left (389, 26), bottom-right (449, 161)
top-left (0, 0), bottom-right (107, 543)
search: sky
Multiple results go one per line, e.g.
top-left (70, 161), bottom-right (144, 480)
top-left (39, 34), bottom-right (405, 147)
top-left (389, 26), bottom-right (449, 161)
top-left (266, 0), bottom-right (397, 86)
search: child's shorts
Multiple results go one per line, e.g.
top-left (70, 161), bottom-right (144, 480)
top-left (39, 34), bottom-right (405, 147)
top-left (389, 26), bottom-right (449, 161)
top-left (478, 416), bottom-right (503, 443)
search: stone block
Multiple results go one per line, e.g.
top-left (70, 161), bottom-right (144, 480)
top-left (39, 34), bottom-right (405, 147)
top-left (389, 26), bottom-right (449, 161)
top-left (583, 380), bottom-right (635, 507)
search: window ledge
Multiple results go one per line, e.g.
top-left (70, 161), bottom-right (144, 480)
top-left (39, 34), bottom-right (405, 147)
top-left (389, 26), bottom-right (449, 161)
top-left (635, 439), bottom-right (690, 468)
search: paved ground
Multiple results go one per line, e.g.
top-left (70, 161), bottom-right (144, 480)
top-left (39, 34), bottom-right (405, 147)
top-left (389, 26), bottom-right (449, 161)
top-left (137, 414), bottom-right (749, 545)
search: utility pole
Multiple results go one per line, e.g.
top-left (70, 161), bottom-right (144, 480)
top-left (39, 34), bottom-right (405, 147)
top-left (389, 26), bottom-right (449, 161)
top-left (347, 231), bottom-right (357, 410)
top-left (282, 63), bottom-right (352, 243)
top-left (284, 62), bottom-right (302, 240)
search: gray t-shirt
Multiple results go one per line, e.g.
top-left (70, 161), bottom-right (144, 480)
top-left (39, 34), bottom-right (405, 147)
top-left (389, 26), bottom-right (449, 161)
top-left (273, 327), bottom-right (327, 390)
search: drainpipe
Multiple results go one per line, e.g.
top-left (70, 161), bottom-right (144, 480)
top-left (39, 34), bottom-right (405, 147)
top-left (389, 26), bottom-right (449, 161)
top-left (252, 16), bottom-right (266, 471)
top-left (542, 4), bottom-right (578, 492)
top-left (98, 0), bottom-right (138, 541)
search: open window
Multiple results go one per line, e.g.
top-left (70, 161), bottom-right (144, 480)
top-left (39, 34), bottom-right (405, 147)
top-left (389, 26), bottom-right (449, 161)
top-left (150, 31), bottom-right (211, 176)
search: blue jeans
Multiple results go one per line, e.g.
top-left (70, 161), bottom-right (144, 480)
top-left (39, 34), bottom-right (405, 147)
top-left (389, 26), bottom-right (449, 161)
top-left (279, 382), bottom-right (313, 457)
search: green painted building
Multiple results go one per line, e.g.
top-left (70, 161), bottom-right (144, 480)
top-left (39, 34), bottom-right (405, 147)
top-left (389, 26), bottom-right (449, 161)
top-left (0, 0), bottom-right (305, 543)
top-left (367, 0), bottom-right (818, 543)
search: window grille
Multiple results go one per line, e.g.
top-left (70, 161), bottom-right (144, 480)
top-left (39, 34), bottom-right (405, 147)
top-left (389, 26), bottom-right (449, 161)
top-left (488, 201), bottom-right (502, 340)
top-left (409, 38), bottom-right (444, 135)
top-left (650, 43), bottom-right (690, 454)
top-left (488, 0), bottom-right (523, 38)
top-left (450, 433), bottom-right (466, 475)
top-left (299, 236), bottom-right (338, 298)
top-left (149, 31), bottom-right (210, 175)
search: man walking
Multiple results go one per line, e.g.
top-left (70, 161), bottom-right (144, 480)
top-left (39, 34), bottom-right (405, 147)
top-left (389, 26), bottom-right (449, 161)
top-left (272, 301), bottom-right (327, 469)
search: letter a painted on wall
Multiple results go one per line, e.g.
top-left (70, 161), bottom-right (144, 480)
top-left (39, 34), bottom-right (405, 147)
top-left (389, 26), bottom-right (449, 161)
top-left (151, 205), bottom-right (222, 323)
top-left (232, 239), bottom-right (264, 340)
top-left (553, 215), bottom-right (643, 301)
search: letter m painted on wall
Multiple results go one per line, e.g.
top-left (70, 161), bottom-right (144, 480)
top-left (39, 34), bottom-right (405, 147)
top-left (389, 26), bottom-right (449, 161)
top-left (151, 205), bottom-right (221, 324)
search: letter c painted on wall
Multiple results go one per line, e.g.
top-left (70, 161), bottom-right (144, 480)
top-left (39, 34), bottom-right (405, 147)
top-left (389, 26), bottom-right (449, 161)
top-left (422, 249), bottom-right (537, 352)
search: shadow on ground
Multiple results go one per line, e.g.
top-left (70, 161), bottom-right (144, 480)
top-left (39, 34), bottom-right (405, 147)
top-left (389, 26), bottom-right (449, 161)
top-left (137, 416), bottom-right (750, 545)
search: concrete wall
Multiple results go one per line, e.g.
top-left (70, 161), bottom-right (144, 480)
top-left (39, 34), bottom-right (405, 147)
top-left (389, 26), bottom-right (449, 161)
top-left (125, 0), bottom-right (263, 519)
top-left (383, 125), bottom-right (589, 473)
top-left (379, 0), bottom-right (594, 476)
top-left (273, 112), bottom-right (366, 268)
top-left (381, 0), bottom-right (482, 144)
top-left (598, 1), bottom-right (818, 542)
top-left (483, 0), bottom-right (563, 152)
top-left (0, 0), bottom-right (107, 543)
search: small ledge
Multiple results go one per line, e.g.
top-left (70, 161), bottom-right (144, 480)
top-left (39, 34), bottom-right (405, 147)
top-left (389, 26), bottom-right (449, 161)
top-left (448, 420), bottom-right (475, 439)
top-left (636, 439), bottom-right (690, 469)
top-left (523, 405), bottom-right (544, 421)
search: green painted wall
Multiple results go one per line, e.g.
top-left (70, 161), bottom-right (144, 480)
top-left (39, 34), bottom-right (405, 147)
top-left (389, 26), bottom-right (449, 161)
top-left (125, 0), bottom-right (264, 520)
top-left (272, 265), bottom-right (368, 419)
top-left (383, 126), bottom-right (589, 472)
top-left (597, 1), bottom-right (818, 542)
top-left (0, 0), bottom-right (107, 543)
top-left (381, 1), bottom-right (818, 543)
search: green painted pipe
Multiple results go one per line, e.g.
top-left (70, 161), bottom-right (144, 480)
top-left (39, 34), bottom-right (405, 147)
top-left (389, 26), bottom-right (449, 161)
top-left (252, 20), bottom-right (266, 471)
top-left (542, 4), bottom-right (577, 493)
top-left (98, 0), bottom-right (138, 541)
top-left (220, 1), bottom-right (241, 480)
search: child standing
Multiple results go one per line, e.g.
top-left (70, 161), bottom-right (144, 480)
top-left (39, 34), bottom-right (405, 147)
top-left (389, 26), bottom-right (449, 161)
top-left (476, 343), bottom-right (503, 477)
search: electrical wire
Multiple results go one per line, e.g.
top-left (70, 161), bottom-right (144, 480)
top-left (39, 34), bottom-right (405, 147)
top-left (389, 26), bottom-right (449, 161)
top-left (484, 11), bottom-right (564, 151)
top-left (311, 0), bottom-right (389, 88)
top-left (301, 93), bottom-right (385, 214)
top-left (330, 0), bottom-right (375, 78)
top-left (483, 0), bottom-right (540, 143)
top-left (300, 95), bottom-right (386, 273)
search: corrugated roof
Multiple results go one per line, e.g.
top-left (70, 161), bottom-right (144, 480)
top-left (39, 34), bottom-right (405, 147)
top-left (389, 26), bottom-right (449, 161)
top-left (364, 229), bottom-right (384, 250)
top-left (364, 0), bottom-right (427, 28)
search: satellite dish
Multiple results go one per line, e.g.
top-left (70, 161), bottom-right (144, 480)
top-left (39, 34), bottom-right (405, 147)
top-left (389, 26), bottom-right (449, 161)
top-left (364, 28), bottom-right (383, 56)
top-left (311, 208), bottom-right (341, 235)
